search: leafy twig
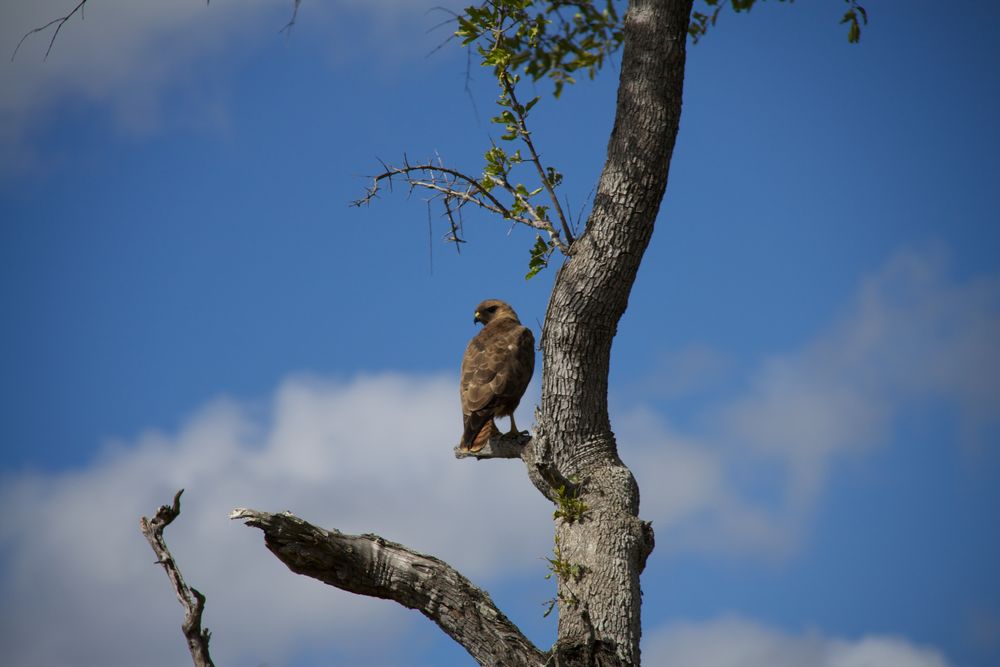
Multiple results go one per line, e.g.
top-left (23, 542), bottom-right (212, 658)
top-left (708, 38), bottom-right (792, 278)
top-left (498, 73), bottom-right (574, 245)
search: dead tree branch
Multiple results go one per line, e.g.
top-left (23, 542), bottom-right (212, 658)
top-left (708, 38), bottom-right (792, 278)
top-left (453, 430), bottom-right (531, 460)
top-left (11, 0), bottom-right (88, 61)
top-left (139, 489), bottom-right (216, 667)
top-left (230, 508), bottom-right (546, 666)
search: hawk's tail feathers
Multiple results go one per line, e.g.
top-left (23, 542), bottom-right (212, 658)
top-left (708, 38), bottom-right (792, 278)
top-left (468, 418), bottom-right (499, 453)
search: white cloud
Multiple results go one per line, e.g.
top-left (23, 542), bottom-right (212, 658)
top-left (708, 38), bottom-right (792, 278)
top-left (643, 616), bottom-right (953, 667)
top-left (722, 245), bottom-right (1000, 458)
top-left (1, 246), bottom-right (993, 664)
top-left (632, 343), bottom-right (732, 400)
top-left (623, 246), bottom-right (1000, 558)
top-left (2, 1), bottom-right (273, 162)
top-left (0, 373), bottom-right (549, 667)
top-left (0, 0), bottom-right (464, 171)
top-left (622, 413), bottom-right (798, 557)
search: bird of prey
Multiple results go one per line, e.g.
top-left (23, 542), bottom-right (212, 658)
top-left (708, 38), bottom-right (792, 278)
top-left (459, 299), bottom-right (535, 452)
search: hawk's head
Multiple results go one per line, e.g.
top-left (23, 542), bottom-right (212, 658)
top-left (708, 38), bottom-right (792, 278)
top-left (473, 299), bottom-right (519, 326)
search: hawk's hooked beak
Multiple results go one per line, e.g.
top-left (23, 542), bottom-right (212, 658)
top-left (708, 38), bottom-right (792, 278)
top-left (474, 311), bottom-right (483, 325)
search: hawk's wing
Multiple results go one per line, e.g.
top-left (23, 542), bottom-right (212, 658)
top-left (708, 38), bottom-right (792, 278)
top-left (460, 320), bottom-right (534, 448)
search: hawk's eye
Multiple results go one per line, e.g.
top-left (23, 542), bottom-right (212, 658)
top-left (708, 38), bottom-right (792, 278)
top-left (487, 306), bottom-right (498, 312)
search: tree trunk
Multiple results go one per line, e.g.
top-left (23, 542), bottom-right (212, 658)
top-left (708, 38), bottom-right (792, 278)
top-left (235, 1), bottom-right (695, 665)
top-left (539, 1), bottom-right (693, 664)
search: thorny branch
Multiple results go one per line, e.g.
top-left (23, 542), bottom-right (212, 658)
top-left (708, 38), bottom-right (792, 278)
top-left (352, 157), bottom-right (572, 255)
top-left (139, 489), bottom-right (216, 667)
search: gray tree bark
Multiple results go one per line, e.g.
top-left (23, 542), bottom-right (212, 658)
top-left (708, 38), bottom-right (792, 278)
top-left (230, 509), bottom-right (545, 666)
top-left (140, 490), bottom-right (216, 667)
top-left (235, 1), bottom-right (694, 665)
top-left (539, 1), bottom-right (693, 664)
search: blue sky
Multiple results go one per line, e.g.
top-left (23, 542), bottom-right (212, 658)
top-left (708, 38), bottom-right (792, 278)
top-left (1, 1), bottom-right (998, 666)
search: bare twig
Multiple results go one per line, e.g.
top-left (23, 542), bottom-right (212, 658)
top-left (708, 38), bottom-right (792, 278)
top-left (139, 490), bottom-right (216, 667)
top-left (464, 46), bottom-right (482, 124)
top-left (231, 508), bottom-right (546, 666)
top-left (12, 0), bottom-right (303, 61)
top-left (573, 185), bottom-right (596, 238)
top-left (279, 0), bottom-right (302, 36)
top-left (425, 6), bottom-right (460, 57)
top-left (11, 0), bottom-right (88, 62)
top-left (439, 192), bottom-right (466, 250)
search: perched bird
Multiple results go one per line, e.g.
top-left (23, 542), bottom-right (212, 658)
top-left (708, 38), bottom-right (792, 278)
top-left (459, 299), bottom-right (535, 452)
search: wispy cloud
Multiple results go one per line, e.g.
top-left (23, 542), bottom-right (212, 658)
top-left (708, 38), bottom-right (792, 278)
top-left (623, 245), bottom-right (1000, 557)
top-left (0, 0), bottom-right (462, 171)
top-left (0, 373), bottom-right (549, 667)
top-left (643, 616), bottom-right (953, 667)
top-left (1, 1), bottom-right (273, 160)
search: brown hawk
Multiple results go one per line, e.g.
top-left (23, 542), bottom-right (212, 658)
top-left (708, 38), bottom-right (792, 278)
top-left (459, 299), bottom-right (535, 452)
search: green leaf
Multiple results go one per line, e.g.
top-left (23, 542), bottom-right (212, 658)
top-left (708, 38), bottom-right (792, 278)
top-left (456, 0), bottom-right (625, 97)
top-left (526, 234), bottom-right (552, 280)
top-left (545, 167), bottom-right (563, 188)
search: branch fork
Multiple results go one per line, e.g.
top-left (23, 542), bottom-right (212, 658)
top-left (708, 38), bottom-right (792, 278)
top-left (352, 157), bottom-right (571, 255)
top-left (452, 414), bottom-right (579, 506)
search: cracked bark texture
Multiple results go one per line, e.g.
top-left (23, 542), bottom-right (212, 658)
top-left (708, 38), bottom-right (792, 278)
top-left (231, 509), bottom-right (545, 666)
top-left (539, 1), bottom-right (693, 664)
